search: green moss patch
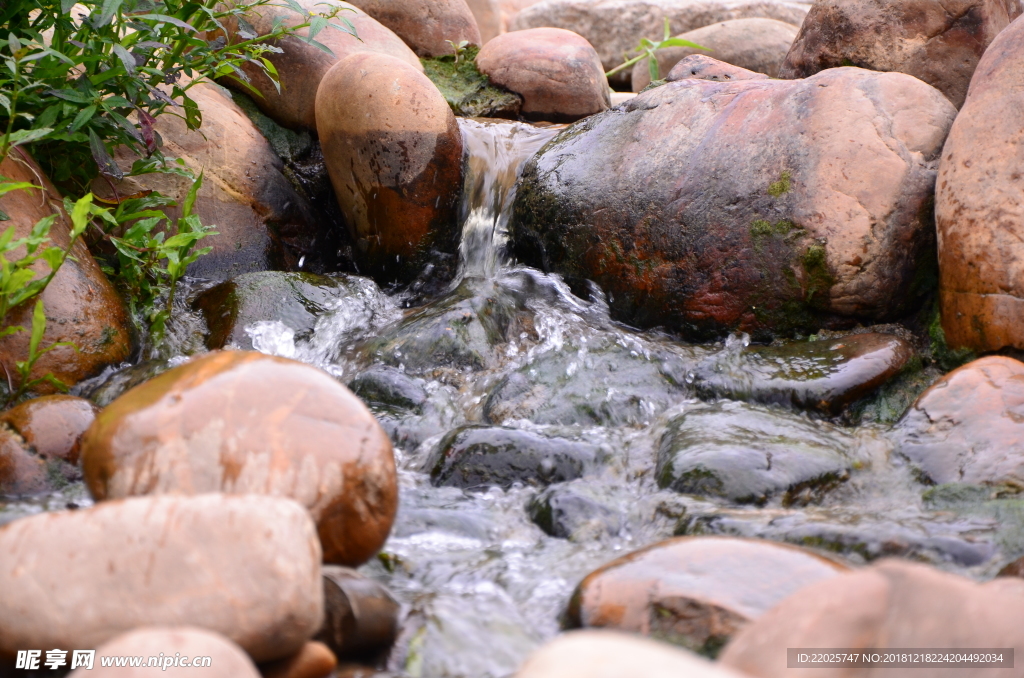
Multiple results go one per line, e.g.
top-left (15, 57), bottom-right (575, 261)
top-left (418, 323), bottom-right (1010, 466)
top-left (767, 170), bottom-right (792, 197)
top-left (421, 46), bottom-right (522, 118)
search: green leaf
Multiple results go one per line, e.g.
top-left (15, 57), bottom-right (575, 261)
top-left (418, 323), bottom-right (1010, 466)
top-left (70, 193), bottom-right (93, 238)
top-left (28, 299), bottom-right (46, 358)
top-left (0, 181), bottom-right (37, 198)
top-left (6, 127), bottom-right (53, 147)
top-left (93, 0), bottom-right (124, 27)
top-left (112, 43), bottom-right (137, 74)
top-left (648, 53), bottom-right (659, 82)
top-left (89, 129), bottom-right (124, 180)
top-left (180, 171), bottom-right (202, 218)
top-left (137, 13), bottom-right (198, 31)
top-left (182, 95), bottom-right (201, 130)
top-left (659, 38), bottom-right (709, 50)
top-left (68, 104), bottom-right (97, 133)
top-left (0, 93), bottom-right (9, 115)
top-left (8, 33), bottom-right (22, 55)
top-left (61, 0), bottom-right (75, 13)
top-left (308, 15), bottom-right (327, 41)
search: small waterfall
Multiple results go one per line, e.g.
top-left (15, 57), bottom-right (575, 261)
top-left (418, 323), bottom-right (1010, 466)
top-left (455, 119), bottom-right (561, 279)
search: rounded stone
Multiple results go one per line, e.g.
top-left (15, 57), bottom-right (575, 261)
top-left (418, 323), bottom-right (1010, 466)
top-left (476, 27), bottom-right (610, 122)
top-left (80, 350), bottom-right (397, 566)
top-left (348, 0), bottom-right (482, 56)
top-left (666, 54), bottom-right (770, 82)
top-left (0, 426), bottom-right (49, 495)
top-left (260, 641), bottom-right (338, 678)
top-left (0, 394), bottom-right (98, 464)
top-left (0, 494), bottom-right (323, 662)
top-left (315, 52), bottom-right (463, 280)
top-left (69, 627), bottom-right (262, 677)
top-left (467, 0), bottom-right (504, 42)
top-left (316, 565), bottom-right (401, 661)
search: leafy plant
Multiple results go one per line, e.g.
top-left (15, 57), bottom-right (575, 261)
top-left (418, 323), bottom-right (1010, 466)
top-left (446, 39), bottom-right (470, 64)
top-left (606, 18), bottom-right (708, 81)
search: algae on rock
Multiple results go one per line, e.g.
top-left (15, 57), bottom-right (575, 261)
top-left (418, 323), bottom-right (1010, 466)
top-left (421, 46), bottom-right (522, 118)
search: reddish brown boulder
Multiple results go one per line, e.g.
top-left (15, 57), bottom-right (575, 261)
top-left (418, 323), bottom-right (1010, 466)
top-left (720, 559), bottom-right (1024, 678)
top-left (315, 53), bottom-right (463, 280)
top-left (893, 356), bottom-right (1024, 486)
top-left (221, 0), bottom-right (421, 131)
top-left (0, 394), bottom-right (98, 464)
top-left (631, 18), bottom-right (798, 91)
top-left (666, 54), bottom-right (769, 82)
top-left (0, 426), bottom-right (48, 495)
top-left (0, 151), bottom-right (131, 391)
top-left (71, 627), bottom-right (261, 677)
top-left (0, 494), bottom-right (324, 662)
top-left (476, 27), bottom-right (609, 122)
top-left (467, 0), bottom-right (503, 42)
top-left (261, 641), bottom-right (338, 678)
top-left (780, 0), bottom-right (1020, 109)
top-left (567, 536), bottom-right (846, 654)
top-left (936, 15), bottom-right (1024, 352)
top-left (512, 68), bottom-right (956, 340)
top-left (80, 351), bottom-right (397, 566)
top-left (348, 0), bottom-right (481, 56)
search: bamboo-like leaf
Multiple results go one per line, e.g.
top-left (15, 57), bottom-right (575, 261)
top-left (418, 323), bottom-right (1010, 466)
top-left (28, 299), bottom-right (46, 359)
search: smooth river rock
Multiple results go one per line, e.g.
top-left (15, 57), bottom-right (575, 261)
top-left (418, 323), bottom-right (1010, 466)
top-left (70, 627), bottom-right (262, 677)
top-left (780, 0), bottom-right (1021, 109)
top-left (348, 0), bottom-right (482, 56)
top-left (936, 13), bottom-right (1024, 353)
top-left (567, 536), bottom-right (847, 655)
top-left (261, 642), bottom-right (338, 678)
top-left (316, 53), bottom-right (464, 281)
top-left (0, 427), bottom-right (51, 495)
top-left (0, 494), bottom-right (323, 662)
top-left (467, 0), bottom-right (504, 42)
top-left (476, 27), bottom-right (610, 122)
top-left (316, 566), bottom-right (401, 661)
top-left (0, 394), bottom-right (97, 465)
top-left (631, 18), bottom-right (798, 91)
top-left (894, 356), bottom-right (1024, 486)
top-left (0, 151), bottom-right (131, 391)
top-left (512, 67), bottom-right (956, 341)
top-left (80, 350), bottom-right (397, 566)
top-left (666, 54), bottom-right (769, 82)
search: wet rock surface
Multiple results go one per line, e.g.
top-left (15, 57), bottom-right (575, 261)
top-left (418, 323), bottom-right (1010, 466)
top-left (528, 482), bottom-right (622, 539)
top-left (666, 54), bottom-right (770, 81)
top-left (422, 46), bottom-right (523, 118)
top-left (348, 0), bottom-right (482, 57)
top-left (317, 566), bottom-right (402, 662)
top-left (0, 394), bottom-right (97, 465)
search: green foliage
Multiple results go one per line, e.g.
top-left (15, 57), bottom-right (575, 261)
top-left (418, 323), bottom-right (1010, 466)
top-left (421, 45), bottom-right (521, 118)
top-left (606, 18), bottom-right (708, 80)
top-left (445, 38), bottom-right (470, 63)
top-left (927, 302), bottom-right (975, 371)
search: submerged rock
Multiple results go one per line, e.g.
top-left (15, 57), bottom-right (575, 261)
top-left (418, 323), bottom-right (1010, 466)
top-left (348, 0), bottom-right (482, 57)
top-left (656, 401), bottom-right (853, 505)
top-left (780, 0), bottom-right (1020, 109)
top-left (527, 482), bottom-right (621, 539)
top-left (691, 332), bottom-right (914, 414)
top-left (567, 536), bottom-right (846, 656)
top-left (0, 494), bottom-right (323, 662)
top-left (349, 365), bottom-right (430, 414)
top-left (428, 425), bottom-right (601, 489)
top-left (512, 68), bottom-right (955, 341)
top-left (80, 351), bottom-right (397, 566)
top-left (631, 18), bottom-right (798, 91)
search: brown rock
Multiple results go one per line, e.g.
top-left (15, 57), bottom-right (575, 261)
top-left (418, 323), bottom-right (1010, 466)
top-left (998, 555), bottom-right (1024, 578)
top-left (0, 394), bottom-right (98, 464)
top-left (348, 0), bottom-right (482, 56)
top-left (893, 356), bottom-right (1024, 485)
top-left (512, 68), bottom-right (955, 340)
top-left (316, 566), bottom-right (401, 661)
top-left (70, 627), bottom-right (261, 677)
top-left (780, 0), bottom-right (1020, 109)
top-left (632, 18), bottom-right (797, 91)
top-left (0, 150), bottom-right (131, 391)
top-left (0, 426), bottom-right (48, 495)
top-left (315, 53), bottom-right (463, 281)
top-left (220, 0), bottom-right (422, 130)
top-left (80, 350), bottom-right (397, 566)
top-left (515, 630), bottom-right (754, 678)
top-left (936, 14), bottom-right (1024, 352)
top-left (92, 82), bottom-right (322, 280)
top-left (0, 494), bottom-right (323, 662)
top-left (720, 559), bottom-right (1024, 678)
top-left (567, 536), bottom-right (846, 654)
top-left (467, 0), bottom-right (504, 42)
top-left (261, 642), bottom-right (337, 678)
top-left (476, 27), bottom-right (610, 122)
top-left (666, 54), bottom-right (769, 82)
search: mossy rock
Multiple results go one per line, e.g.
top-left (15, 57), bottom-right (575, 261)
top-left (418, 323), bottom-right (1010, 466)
top-left (422, 46), bottom-right (522, 118)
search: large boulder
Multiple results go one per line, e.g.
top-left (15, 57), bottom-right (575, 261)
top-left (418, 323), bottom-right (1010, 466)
top-left (720, 559), bottom-right (1024, 677)
top-left (92, 82), bottom-right (323, 280)
top-left (512, 0), bottom-right (811, 87)
top-left (80, 351), bottom-right (397, 566)
top-left (476, 27), bottom-right (609, 121)
top-left (893, 356), bottom-right (1024, 486)
top-left (0, 151), bottom-right (131, 391)
top-left (0, 494), bottom-right (323, 662)
top-left (936, 14), bottom-right (1024, 352)
top-left (316, 53), bottom-right (463, 281)
top-left (511, 68), bottom-right (956, 341)
top-left (348, 0), bottom-right (482, 56)
top-left (568, 537), bottom-right (846, 656)
top-left (70, 627), bottom-right (261, 677)
top-left (220, 0), bottom-right (422, 131)
top-left (631, 18), bottom-right (798, 91)
top-left (780, 0), bottom-right (1021, 109)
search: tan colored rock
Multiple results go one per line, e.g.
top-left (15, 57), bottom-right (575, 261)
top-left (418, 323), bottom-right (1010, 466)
top-left (70, 627), bottom-right (261, 677)
top-left (936, 14), bottom-right (1024, 352)
top-left (666, 54), bottom-right (769, 82)
top-left (515, 630), bottom-right (754, 678)
top-left (631, 18), bottom-right (797, 91)
top-left (221, 0), bottom-right (421, 130)
top-left (92, 82), bottom-right (321, 280)
top-left (0, 494), bottom-right (323, 662)
top-left (0, 394), bottom-right (98, 464)
top-left (568, 536), bottom-right (846, 653)
top-left (720, 559), bottom-right (1024, 678)
top-left (80, 350), bottom-right (396, 566)
top-left (0, 426), bottom-right (48, 494)
top-left (348, 0), bottom-right (482, 56)
top-left (261, 641), bottom-right (337, 678)
top-left (467, 0), bottom-right (504, 42)
top-left (0, 151), bottom-right (131, 391)
top-left (315, 53), bottom-right (463, 280)
top-left (476, 27), bottom-right (609, 121)
top-left (893, 356), bottom-right (1024, 485)
top-left (780, 0), bottom-right (1021, 109)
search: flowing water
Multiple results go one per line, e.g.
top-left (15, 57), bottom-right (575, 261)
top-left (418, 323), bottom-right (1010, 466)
top-left (3, 118), bottom-right (1019, 677)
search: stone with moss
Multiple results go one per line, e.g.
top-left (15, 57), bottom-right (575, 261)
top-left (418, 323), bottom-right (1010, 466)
top-left (421, 46), bottom-right (522, 118)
